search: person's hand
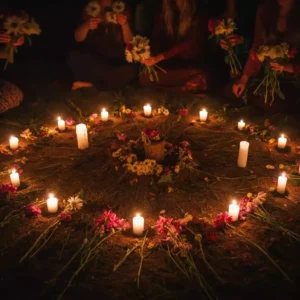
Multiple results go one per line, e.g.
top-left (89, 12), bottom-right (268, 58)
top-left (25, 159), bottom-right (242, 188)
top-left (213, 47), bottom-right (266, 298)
top-left (86, 18), bottom-right (102, 30)
top-left (117, 14), bottom-right (128, 26)
top-left (0, 33), bottom-right (24, 46)
top-left (142, 54), bottom-right (164, 67)
top-left (232, 75), bottom-right (248, 98)
top-left (270, 62), bottom-right (294, 73)
top-left (220, 34), bottom-right (244, 50)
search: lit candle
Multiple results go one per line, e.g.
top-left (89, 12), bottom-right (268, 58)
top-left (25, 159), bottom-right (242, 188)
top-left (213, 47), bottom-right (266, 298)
top-left (143, 104), bottom-right (152, 117)
top-left (238, 120), bottom-right (245, 130)
top-left (199, 109), bottom-right (208, 122)
top-left (278, 134), bottom-right (287, 149)
top-left (9, 136), bottom-right (19, 150)
top-left (237, 141), bottom-right (249, 168)
top-left (10, 169), bottom-right (20, 187)
top-left (228, 200), bottom-right (240, 222)
top-left (277, 173), bottom-right (287, 194)
top-left (57, 117), bottom-right (66, 131)
top-left (133, 213), bottom-right (144, 236)
top-left (47, 193), bottom-right (58, 213)
top-left (76, 124), bottom-right (89, 150)
top-left (101, 108), bottom-right (109, 122)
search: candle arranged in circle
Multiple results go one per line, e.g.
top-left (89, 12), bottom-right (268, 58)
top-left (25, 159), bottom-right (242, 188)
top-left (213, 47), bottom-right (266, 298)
top-left (143, 104), bottom-right (152, 117)
top-left (47, 193), bottom-right (58, 213)
top-left (237, 141), bottom-right (249, 168)
top-left (277, 134), bottom-right (287, 149)
top-left (238, 120), bottom-right (245, 130)
top-left (133, 213), bottom-right (144, 236)
top-left (10, 169), bottom-right (20, 187)
top-left (228, 200), bottom-right (240, 222)
top-left (277, 173), bottom-right (287, 194)
top-left (199, 109), bottom-right (208, 122)
top-left (76, 124), bottom-right (89, 150)
top-left (57, 117), bottom-right (65, 131)
top-left (101, 108), bottom-right (109, 122)
top-left (9, 136), bottom-right (19, 150)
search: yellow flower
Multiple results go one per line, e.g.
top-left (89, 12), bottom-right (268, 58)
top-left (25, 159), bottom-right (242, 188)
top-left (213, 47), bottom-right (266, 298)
top-left (112, 1), bottom-right (126, 14)
top-left (85, 1), bottom-right (101, 17)
top-left (4, 16), bottom-right (25, 36)
top-left (174, 165), bottom-right (180, 173)
top-left (247, 193), bottom-right (253, 198)
top-left (127, 157), bottom-right (132, 163)
top-left (106, 12), bottom-right (117, 24)
top-left (279, 164), bottom-right (284, 169)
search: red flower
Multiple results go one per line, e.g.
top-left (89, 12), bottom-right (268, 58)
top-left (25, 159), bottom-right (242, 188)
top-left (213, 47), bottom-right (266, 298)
top-left (126, 43), bottom-right (133, 51)
top-left (178, 109), bottom-right (188, 117)
top-left (208, 19), bottom-right (215, 35)
top-left (0, 184), bottom-right (17, 200)
top-left (288, 47), bottom-right (296, 58)
top-left (117, 132), bottom-right (127, 141)
top-left (94, 210), bottom-right (130, 232)
top-left (213, 212), bottom-right (232, 229)
top-left (250, 50), bottom-right (258, 61)
top-left (180, 141), bottom-right (190, 148)
top-left (25, 204), bottom-right (41, 217)
top-left (59, 213), bottom-right (72, 222)
top-left (206, 231), bottom-right (218, 242)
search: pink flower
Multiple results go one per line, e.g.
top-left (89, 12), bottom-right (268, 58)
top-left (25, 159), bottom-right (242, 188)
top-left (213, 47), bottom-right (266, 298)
top-left (164, 167), bottom-right (172, 174)
top-left (126, 43), bottom-right (133, 51)
top-left (117, 132), bottom-right (127, 141)
top-left (25, 204), bottom-right (41, 217)
top-left (143, 128), bottom-right (161, 140)
top-left (239, 195), bottom-right (257, 220)
top-left (66, 119), bottom-right (75, 126)
top-left (155, 216), bottom-right (182, 237)
top-left (208, 19), bottom-right (215, 35)
top-left (288, 48), bottom-right (296, 58)
top-left (180, 141), bottom-right (190, 148)
top-left (0, 184), bottom-right (17, 200)
top-left (213, 212), bottom-right (232, 229)
top-left (206, 231), bottom-right (218, 242)
top-left (165, 142), bottom-right (173, 149)
top-left (94, 210), bottom-right (130, 233)
top-left (59, 213), bottom-right (72, 222)
top-left (178, 109), bottom-right (188, 117)
top-left (89, 113), bottom-right (98, 121)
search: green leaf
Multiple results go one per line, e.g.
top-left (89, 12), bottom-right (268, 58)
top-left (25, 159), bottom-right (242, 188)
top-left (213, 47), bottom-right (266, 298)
top-left (275, 89), bottom-right (285, 100)
top-left (158, 174), bottom-right (173, 184)
top-left (224, 56), bottom-right (230, 64)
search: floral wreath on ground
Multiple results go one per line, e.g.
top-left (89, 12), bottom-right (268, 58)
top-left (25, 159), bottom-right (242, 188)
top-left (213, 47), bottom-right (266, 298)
top-left (112, 129), bottom-right (195, 183)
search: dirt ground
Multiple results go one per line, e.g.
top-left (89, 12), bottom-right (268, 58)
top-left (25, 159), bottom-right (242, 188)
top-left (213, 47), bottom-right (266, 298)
top-left (0, 87), bottom-right (299, 300)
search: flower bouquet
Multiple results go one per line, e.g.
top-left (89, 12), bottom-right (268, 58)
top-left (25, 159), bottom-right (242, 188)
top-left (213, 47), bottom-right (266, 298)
top-left (208, 18), bottom-right (242, 76)
top-left (125, 35), bottom-right (166, 81)
top-left (252, 43), bottom-right (294, 106)
top-left (1, 13), bottom-right (41, 69)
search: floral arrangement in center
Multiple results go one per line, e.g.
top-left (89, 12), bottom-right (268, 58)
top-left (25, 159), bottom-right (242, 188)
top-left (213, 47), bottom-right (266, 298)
top-left (125, 35), bottom-right (166, 82)
top-left (252, 43), bottom-right (295, 105)
top-left (1, 12), bottom-right (41, 69)
top-left (208, 18), bottom-right (242, 76)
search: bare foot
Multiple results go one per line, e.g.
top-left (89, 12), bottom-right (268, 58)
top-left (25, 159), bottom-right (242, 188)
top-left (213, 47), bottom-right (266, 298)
top-left (72, 81), bottom-right (93, 90)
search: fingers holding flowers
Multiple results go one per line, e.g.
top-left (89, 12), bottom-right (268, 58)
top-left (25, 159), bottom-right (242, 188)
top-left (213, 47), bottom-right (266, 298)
top-left (270, 62), bottom-right (294, 73)
top-left (87, 18), bottom-right (102, 30)
top-left (117, 14), bottom-right (128, 26)
top-left (142, 55), bottom-right (164, 67)
top-left (0, 33), bottom-right (24, 46)
top-left (220, 34), bottom-right (244, 50)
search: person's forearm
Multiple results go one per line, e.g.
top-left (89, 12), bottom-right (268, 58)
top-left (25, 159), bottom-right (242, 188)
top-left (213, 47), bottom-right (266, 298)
top-left (227, 0), bottom-right (236, 18)
top-left (74, 22), bottom-right (89, 42)
top-left (121, 23), bottom-right (133, 44)
top-left (0, 52), bottom-right (6, 59)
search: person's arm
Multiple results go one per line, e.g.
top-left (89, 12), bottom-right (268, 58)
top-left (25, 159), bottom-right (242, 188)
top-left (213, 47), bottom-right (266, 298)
top-left (226, 0), bottom-right (237, 19)
top-left (74, 17), bottom-right (102, 42)
top-left (117, 14), bottom-right (133, 44)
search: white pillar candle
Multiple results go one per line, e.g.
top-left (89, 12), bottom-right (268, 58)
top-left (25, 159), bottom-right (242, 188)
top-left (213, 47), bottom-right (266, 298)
top-left (278, 134), bottom-right (287, 149)
top-left (143, 104), bottom-right (152, 117)
top-left (238, 120), bottom-right (245, 130)
top-left (9, 136), bottom-right (19, 150)
top-left (10, 169), bottom-right (20, 187)
top-left (57, 117), bottom-right (65, 131)
top-left (76, 124), bottom-right (89, 150)
top-left (101, 108), bottom-right (109, 122)
top-left (237, 141), bottom-right (249, 168)
top-left (277, 173), bottom-right (287, 194)
top-left (199, 109), bottom-right (208, 122)
top-left (47, 194), bottom-right (58, 213)
top-left (133, 213), bottom-right (144, 236)
top-left (228, 200), bottom-right (240, 222)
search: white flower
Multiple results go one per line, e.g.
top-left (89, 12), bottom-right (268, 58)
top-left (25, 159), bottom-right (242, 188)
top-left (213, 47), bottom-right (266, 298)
top-left (253, 192), bottom-right (267, 205)
top-left (85, 1), bottom-right (101, 18)
top-left (68, 195), bottom-right (84, 211)
top-left (112, 1), bottom-right (126, 14)
top-left (106, 11), bottom-right (117, 24)
top-left (4, 16), bottom-right (26, 36)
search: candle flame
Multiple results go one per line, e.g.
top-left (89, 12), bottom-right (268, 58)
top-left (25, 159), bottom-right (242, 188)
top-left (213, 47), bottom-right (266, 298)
top-left (102, 108), bottom-right (106, 112)
top-left (282, 173), bottom-right (286, 177)
top-left (49, 193), bottom-right (54, 198)
top-left (202, 109), bottom-right (206, 112)
top-left (281, 134), bottom-right (284, 138)
top-left (136, 213), bottom-right (140, 217)
top-left (58, 117), bottom-right (61, 121)
top-left (145, 104), bottom-right (150, 107)
top-left (12, 169), bottom-right (16, 174)
top-left (232, 200), bottom-right (237, 205)
top-left (240, 120), bottom-right (243, 122)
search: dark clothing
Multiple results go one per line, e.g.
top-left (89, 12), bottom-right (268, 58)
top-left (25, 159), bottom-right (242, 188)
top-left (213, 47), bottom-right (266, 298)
top-left (0, 79), bottom-right (23, 113)
top-left (68, 22), bottom-right (137, 89)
